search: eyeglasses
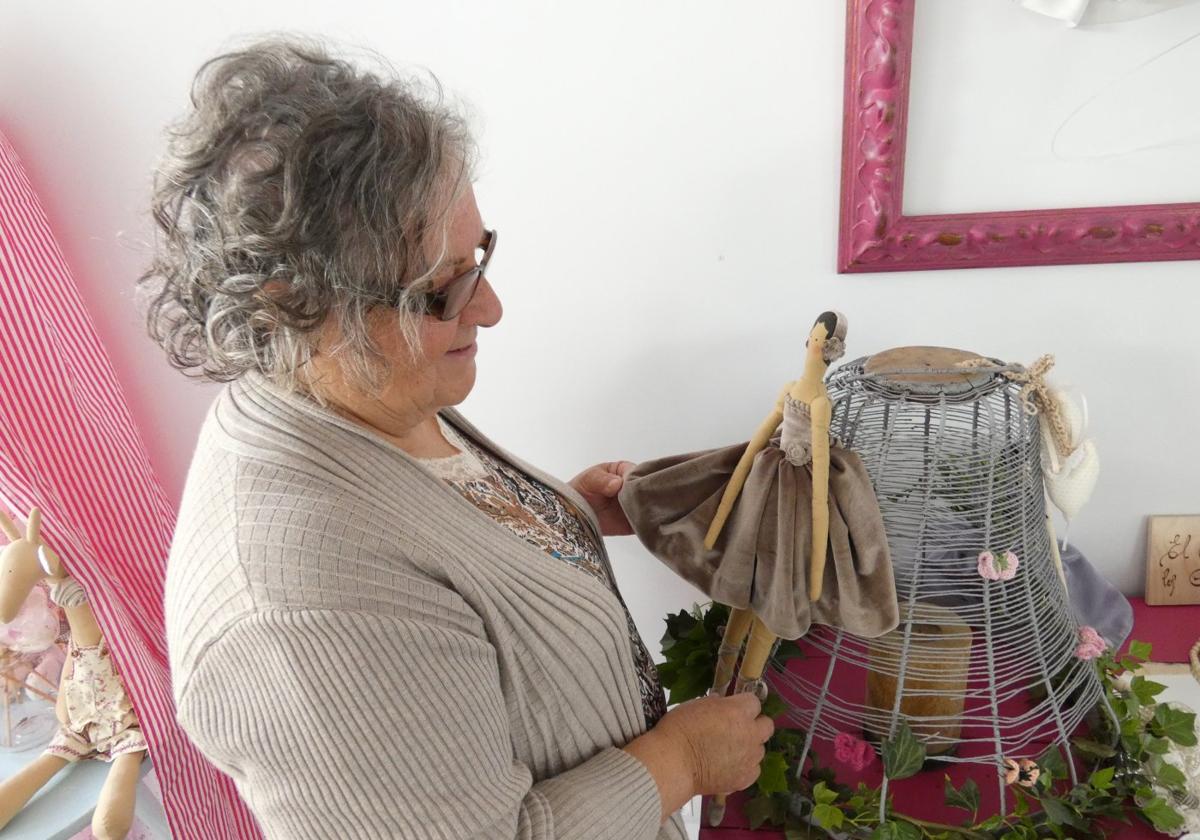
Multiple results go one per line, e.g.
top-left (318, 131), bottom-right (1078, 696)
top-left (403, 229), bottom-right (497, 321)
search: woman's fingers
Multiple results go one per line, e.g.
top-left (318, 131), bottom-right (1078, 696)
top-left (734, 691), bottom-right (762, 716)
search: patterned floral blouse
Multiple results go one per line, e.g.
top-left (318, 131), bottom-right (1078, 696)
top-left (418, 417), bottom-right (668, 729)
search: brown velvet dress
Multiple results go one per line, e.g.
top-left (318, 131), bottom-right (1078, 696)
top-left (619, 396), bottom-right (899, 640)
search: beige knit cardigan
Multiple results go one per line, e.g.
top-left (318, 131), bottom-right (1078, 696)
top-left (165, 373), bottom-right (687, 839)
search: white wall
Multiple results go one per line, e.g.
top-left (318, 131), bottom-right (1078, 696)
top-left (2, 1), bottom-right (1197, 654)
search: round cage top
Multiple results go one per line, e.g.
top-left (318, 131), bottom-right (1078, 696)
top-left (832, 347), bottom-right (1021, 402)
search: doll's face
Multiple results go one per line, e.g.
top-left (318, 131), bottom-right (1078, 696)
top-left (805, 322), bottom-right (829, 360)
top-left (0, 509), bottom-right (62, 624)
top-left (0, 542), bottom-right (44, 623)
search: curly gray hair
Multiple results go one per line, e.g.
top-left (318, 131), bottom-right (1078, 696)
top-left (139, 35), bottom-right (476, 394)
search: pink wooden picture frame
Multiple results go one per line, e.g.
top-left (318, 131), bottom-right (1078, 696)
top-left (838, 0), bottom-right (1200, 273)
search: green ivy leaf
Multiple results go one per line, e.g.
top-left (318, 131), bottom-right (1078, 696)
top-left (1151, 705), bottom-right (1198, 747)
top-left (942, 775), bottom-right (980, 814)
top-left (1040, 795), bottom-right (1086, 829)
top-left (659, 610), bottom-right (694, 651)
top-left (1037, 744), bottom-right (1069, 785)
top-left (812, 780), bottom-right (839, 806)
top-left (812, 802), bottom-right (844, 830)
top-left (1140, 796), bottom-right (1185, 833)
top-left (1120, 714), bottom-right (1142, 737)
top-left (1088, 766), bottom-right (1115, 791)
top-left (1151, 758), bottom-right (1187, 791)
top-left (757, 750), bottom-right (790, 796)
top-left (761, 689), bottom-right (788, 719)
top-left (744, 791), bottom-right (787, 830)
top-left (702, 601), bottom-right (729, 634)
top-left (1128, 640), bottom-right (1153, 661)
top-left (1145, 736), bottom-right (1171, 755)
top-left (870, 822), bottom-right (922, 840)
top-left (1121, 733), bottom-right (1144, 757)
top-left (881, 722), bottom-right (926, 780)
top-left (663, 666), bottom-right (710, 705)
top-left (773, 728), bottom-right (805, 756)
top-left (1131, 676), bottom-right (1167, 705)
top-left (1071, 736), bottom-right (1116, 759)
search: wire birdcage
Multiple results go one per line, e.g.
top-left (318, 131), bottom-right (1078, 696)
top-left (768, 352), bottom-right (1116, 817)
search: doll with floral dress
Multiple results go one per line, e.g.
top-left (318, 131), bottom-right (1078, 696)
top-left (0, 507), bottom-right (145, 840)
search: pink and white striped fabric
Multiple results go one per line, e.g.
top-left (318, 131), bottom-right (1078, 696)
top-left (0, 129), bottom-right (261, 839)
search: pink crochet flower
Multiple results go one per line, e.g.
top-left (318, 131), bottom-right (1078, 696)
top-left (977, 550), bottom-right (1019, 581)
top-left (834, 732), bottom-right (876, 771)
top-left (1074, 626), bottom-right (1107, 660)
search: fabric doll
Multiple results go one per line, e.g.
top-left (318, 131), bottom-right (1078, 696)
top-left (0, 508), bottom-right (145, 840)
top-left (618, 312), bottom-right (899, 825)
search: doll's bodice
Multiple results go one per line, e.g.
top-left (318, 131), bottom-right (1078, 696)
top-left (780, 395), bottom-right (818, 466)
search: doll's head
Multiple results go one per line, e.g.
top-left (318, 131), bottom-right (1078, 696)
top-left (807, 311), bottom-right (848, 365)
top-left (0, 509), bottom-right (62, 624)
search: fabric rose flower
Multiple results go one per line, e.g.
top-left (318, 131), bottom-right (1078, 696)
top-left (834, 732), bottom-right (876, 771)
top-left (1003, 758), bottom-right (1040, 787)
top-left (1074, 625), bottom-right (1106, 660)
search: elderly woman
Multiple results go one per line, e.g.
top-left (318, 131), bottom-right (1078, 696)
top-left (148, 37), bottom-right (772, 839)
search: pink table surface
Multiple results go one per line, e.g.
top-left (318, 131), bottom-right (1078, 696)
top-left (700, 599), bottom-right (1200, 838)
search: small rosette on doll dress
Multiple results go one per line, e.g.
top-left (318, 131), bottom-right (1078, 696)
top-left (618, 431), bottom-right (899, 640)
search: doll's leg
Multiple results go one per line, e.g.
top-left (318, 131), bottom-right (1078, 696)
top-left (91, 751), bottom-right (144, 840)
top-left (710, 614), bottom-right (780, 827)
top-left (0, 752), bottom-right (70, 829)
top-left (710, 607), bottom-right (755, 696)
top-left (735, 615), bottom-right (778, 694)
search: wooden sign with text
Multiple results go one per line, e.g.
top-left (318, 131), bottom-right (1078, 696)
top-left (1146, 515), bottom-right (1200, 606)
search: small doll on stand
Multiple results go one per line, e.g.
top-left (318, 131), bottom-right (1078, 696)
top-left (619, 311), bottom-right (899, 825)
top-left (0, 508), bottom-right (145, 840)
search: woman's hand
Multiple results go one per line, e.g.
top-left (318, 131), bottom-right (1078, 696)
top-left (569, 461), bottom-right (637, 536)
top-left (622, 692), bottom-right (774, 823)
top-left (655, 692), bottom-right (774, 796)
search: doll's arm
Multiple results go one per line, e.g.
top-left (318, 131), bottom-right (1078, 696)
top-left (808, 396), bottom-right (833, 601)
top-left (704, 387), bottom-right (789, 550)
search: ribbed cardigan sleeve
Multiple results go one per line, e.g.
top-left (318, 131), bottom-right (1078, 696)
top-left (174, 606), bottom-right (664, 840)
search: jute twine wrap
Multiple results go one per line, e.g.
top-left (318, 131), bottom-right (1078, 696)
top-left (958, 354), bottom-right (1076, 459)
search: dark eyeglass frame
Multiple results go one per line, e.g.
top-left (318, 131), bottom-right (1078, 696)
top-left (408, 228), bottom-right (497, 321)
